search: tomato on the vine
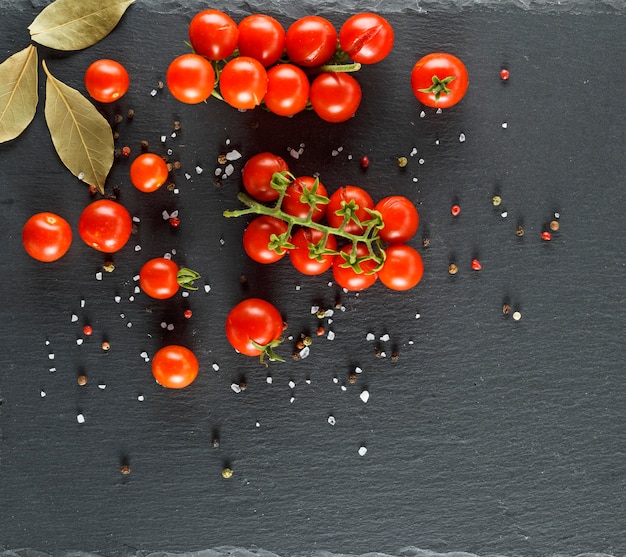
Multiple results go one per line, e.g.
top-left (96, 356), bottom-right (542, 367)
top-left (242, 152), bottom-right (289, 202)
top-left (219, 56), bottom-right (268, 110)
top-left (309, 72), bottom-right (362, 123)
top-left (84, 59), bottom-right (129, 103)
top-left (237, 14), bottom-right (285, 67)
top-left (78, 199), bottom-right (132, 253)
top-left (339, 13), bottom-right (394, 64)
top-left (282, 176), bottom-right (328, 222)
top-left (332, 243), bottom-right (378, 291)
top-left (152, 345), bottom-right (199, 389)
top-left (326, 185), bottom-right (375, 234)
top-left (22, 212), bottom-right (72, 262)
top-left (188, 9), bottom-right (239, 60)
top-left (130, 153), bottom-right (169, 192)
top-left (139, 258), bottom-right (200, 299)
top-left (166, 53), bottom-right (215, 104)
top-left (375, 195), bottom-right (419, 244)
top-left (285, 15), bottom-right (337, 67)
top-left (264, 64), bottom-right (310, 117)
top-left (225, 298), bottom-right (285, 360)
top-left (243, 215), bottom-right (290, 264)
top-left (289, 228), bottom-right (337, 276)
top-left (378, 244), bottom-right (424, 291)
top-left (411, 52), bottom-right (469, 108)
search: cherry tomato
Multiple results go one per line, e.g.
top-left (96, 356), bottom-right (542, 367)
top-left (289, 228), bottom-right (337, 276)
top-left (339, 13), bottom-right (394, 64)
top-left (151, 345), bottom-right (199, 389)
top-left (188, 9), bottom-right (239, 60)
top-left (78, 199), bottom-right (132, 253)
top-left (166, 53), bottom-right (215, 104)
top-left (326, 185), bottom-right (375, 234)
top-left (264, 64), bottom-right (310, 117)
top-left (332, 243), bottom-right (378, 291)
top-left (309, 72), bottom-right (362, 123)
top-left (242, 152), bottom-right (290, 202)
top-left (22, 212), bottom-right (72, 262)
top-left (84, 59), bottom-right (129, 103)
top-left (219, 57), bottom-right (268, 110)
top-left (378, 244), bottom-right (424, 291)
top-left (225, 298), bottom-right (284, 358)
top-left (243, 215), bottom-right (290, 264)
top-left (139, 258), bottom-right (180, 299)
top-left (237, 14), bottom-right (285, 67)
top-left (375, 196), bottom-right (419, 244)
top-left (285, 16), bottom-right (337, 67)
top-left (130, 153), bottom-right (169, 192)
top-left (282, 176), bottom-right (328, 222)
top-left (411, 52), bottom-right (469, 108)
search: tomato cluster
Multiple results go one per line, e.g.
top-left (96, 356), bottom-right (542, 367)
top-left (227, 152), bottom-right (424, 292)
top-left (166, 10), bottom-right (394, 122)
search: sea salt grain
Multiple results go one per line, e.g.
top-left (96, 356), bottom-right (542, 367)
top-left (360, 390), bottom-right (370, 403)
top-left (328, 416), bottom-right (336, 426)
top-left (366, 333), bottom-right (375, 341)
top-left (459, 133), bottom-right (466, 142)
top-left (327, 330), bottom-right (335, 341)
top-left (212, 363), bottom-right (219, 371)
top-left (204, 285), bottom-right (211, 293)
top-left (76, 414), bottom-right (85, 424)
top-left (289, 381), bottom-right (296, 389)
top-left (71, 314), bottom-right (79, 322)
top-left (95, 272), bottom-right (103, 280)
top-left (226, 149), bottom-right (242, 161)
top-left (380, 334), bottom-right (390, 342)
top-left (231, 383), bottom-right (242, 394)
top-left (40, 390), bottom-right (46, 398)
top-left (358, 446), bottom-right (368, 456)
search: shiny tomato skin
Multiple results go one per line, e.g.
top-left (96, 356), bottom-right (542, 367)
top-left (237, 14), bottom-right (285, 67)
top-left (243, 215), bottom-right (289, 264)
top-left (139, 258), bottom-right (180, 299)
top-left (84, 59), bottom-right (129, 103)
top-left (375, 196), bottom-right (419, 244)
top-left (166, 53), bottom-right (215, 104)
top-left (378, 244), bottom-right (424, 291)
top-left (219, 56), bottom-right (268, 109)
top-left (22, 212), bottom-right (72, 262)
top-left (332, 243), bottom-right (378, 291)
top-left (326, 185), bottom-right (374, 234)
top-left (225, 298), bottom-right (284, 357)
top-left (78, 199), bottom-right (132, 253)
top-left (289, 227), bottom-right (337, 276)
top-left (285, 16), bottom-right (337, 67)
top-left (130, 153), bottom-right (169, 192)
top-left (282, 176), bottom-right (328, 222)
top-left (411, 52), bottom-right (469, 108)
top-left (188, 9), bottom-right (239, 60)
top-left (264, 64), bottom-right (310, 117)
top-left (152, 345), bottom-right (199, 389)
top-left (242, 152), bottom-right (290, 202)
top-left (309, 72), bottom-right (362, 123)
top-left (339, 13), bottom-right (394, 64)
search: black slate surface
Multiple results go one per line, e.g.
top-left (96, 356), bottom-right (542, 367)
top-left (1, 1), bottom-right (625, 555)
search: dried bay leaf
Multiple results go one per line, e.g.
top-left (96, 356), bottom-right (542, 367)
top-left (43, 61), bottom-right (113, 194)
top-left (0, 45), bottom-right (38, 143)
top-left (29, 0), bottom-right (135, 51)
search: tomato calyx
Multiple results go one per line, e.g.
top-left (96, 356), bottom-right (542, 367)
top-left (418, 74), bottom-right (457, 102)
top-left (176, 267), bottom-right (202, 290)
top-left (250, 337), bottom-right (286, 365)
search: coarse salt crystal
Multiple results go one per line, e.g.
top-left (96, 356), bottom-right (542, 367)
top-left (288, 381), bottom-right (296, 389)
top-left (140, 351), bottom-right (149, 360)
top-left (380, 334), bottom-right (390, 342)
top-left (226, 150), bottom-right (242, 161)
top-left (137, 395), bottom-right (144, 401)
top-left (290, 396), bottom-right (295, 404)
top-left (40, 390), bottom-right (46, 398)
top-left (358, 446), bottom-right (368, 456)
top-left (160, 135), bottom-right (166, 142)
top-left (49, 367), bottom-right (56, 373)
top-left (502, 122), bottom-right (508, 128)
top-left (215, 168), bottom-right (223, 176)
top-left (185, 173), bottom-right (191, 180)
top-left (266, 376), bottom-right (273, 384)
top-left (133, 275), bottom-right (140, 281)
top-left (48, 354), bottom-right (55, 360)
top-left (410, 148), bottom-right (417, 157)
top-left (127, 322), bottom-right (132, 328)
top-left (195, 166), bottom-right (203, 174)
top-left (204, 285), bottom-right (211, 293)
top-left (212, 363), bottom-right (220, 371)
top-left (231, 383), bottom-right (242, 394)
top-left (415, 313), bottom-right (421, 319)
top-left (360, 390), bottom-right (370, 403)
top-left (76, 414), bottom-right (85, 424)
top-left (310, 305), bottom-right (319, 314)
top-left (355, 366), bottom-right (362, 374)
top-left (80, 299), bottom-right (85, 308)
top-left (76, 338), bottom-right (83, 346)
top-left (98, 384), bottom-right (106, 390)
top-left (151, 89), bottom-right (158, 97)
top-left (224, 164), bottom-right (234, 177)
top-left (132, 216), bottom-right (141, 223)
top-left (459, 133), bottom-right (466, 142)
top-left (95, 272), bottom-right (103, 280)
top-left (328, 416), bottom-right (336, 425)
top-left (420, 111), bottom-right (426, 118)
top-left (366, 333), bottom-right (375, 341)
top-left (299, 346), bottom-right (310, 359)
top-left (333, 377), bottom-right (339, 384)
top-left (71, 314), bottom-right (79, 322)
top-left (341, 385), bottom-right (347, 391)
top-left (327, 330), bottom-right (335, 341)
top-left (134, 245), bottom-right (142, 252)
top-left (162, 210), bottom-right (170, 220)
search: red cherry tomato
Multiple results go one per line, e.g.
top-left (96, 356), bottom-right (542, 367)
top-left (264, 63), bottom-right (310, 117)
top-left (219, 56), bottom-right (268, 110)
top-left (188, 9), bottom-right (239, 60)
top-left (151, 345), bottom-right (199, 389)
top-left (225, 298), bottom-right (284, 358)
top-left (139, 258), bottom-right (180, 299)
top-left (326, 185), bottom-right (375, 234)
top-left (309, 72), bottom-right (362, 123)
top-left (411, 52), bottom-right (469, 108)
top-left (78, 199), bottom-right (132, 253)
top-left (242, 152), bottom-right (290, 202)
top-left (237, 14), bottom-right (285, 67)
top-left (378, 244), bottom-right (424, 291)
top-left (84, 59), bottom-right (129, 103)
top-left (332, 243), bottom-right (378, 291)
top-left (22, 212), bottom-right (72, 262)
top-left (243, 215), bottom-right (290, 264)
top-left (339, 13), bottom-right (394, 64)
top-left (289, 228), bottom-right (337, 276)
top-left (130, 153), bottom-right (169, 192)
top-left (285, 15), bottom-right (337, 67)
top-left (166, 53), bottom-right (215, 104)
top-left (375, 195), bottom-right (419, 244)
top-left (282, 176), bottom-right (328, 222)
